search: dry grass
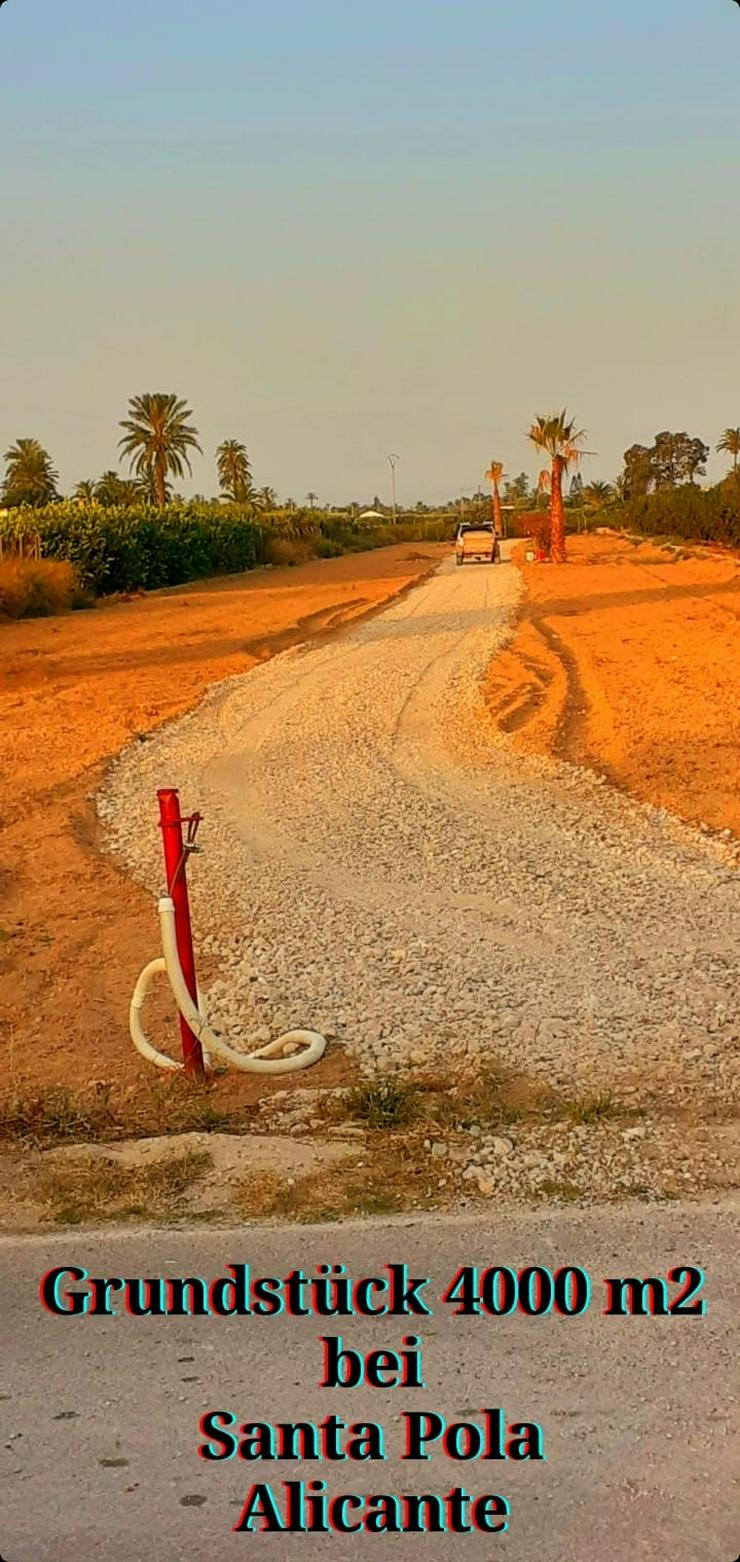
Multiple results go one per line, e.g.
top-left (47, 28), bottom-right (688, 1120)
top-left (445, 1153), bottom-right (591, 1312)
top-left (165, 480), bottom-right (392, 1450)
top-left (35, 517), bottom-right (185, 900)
top-left (0, 1078), bottom-right (247, 1150)
top-left (31, 1148), bottom-right (213, 1226)
top-left (238, 1146), bottom-right (443, 1224)
top-left (264, 536), bottom-right (315, 568)
top-left (0, 557), bottom-right (83, 618)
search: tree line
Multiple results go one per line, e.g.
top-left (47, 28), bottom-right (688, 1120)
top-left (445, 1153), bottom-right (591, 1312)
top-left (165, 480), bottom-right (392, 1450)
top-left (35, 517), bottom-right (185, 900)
top-left (2, 391), bottom-right (739, 564)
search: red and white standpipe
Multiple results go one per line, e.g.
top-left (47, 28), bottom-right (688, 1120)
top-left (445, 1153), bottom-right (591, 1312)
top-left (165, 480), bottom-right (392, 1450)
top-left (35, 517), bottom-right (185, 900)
top-left (129, 788), bottom-right (326, 1077)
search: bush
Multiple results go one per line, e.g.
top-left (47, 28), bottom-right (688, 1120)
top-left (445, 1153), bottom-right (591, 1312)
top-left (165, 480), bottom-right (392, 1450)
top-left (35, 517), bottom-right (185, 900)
top-left (0, 557), bottom-right (80, 618)
top-left (621, 481), bottom-right (740, 549)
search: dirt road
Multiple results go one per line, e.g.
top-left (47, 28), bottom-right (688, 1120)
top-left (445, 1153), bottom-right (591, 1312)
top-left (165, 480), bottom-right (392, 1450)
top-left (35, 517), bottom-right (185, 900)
top-left (104, 549), bottom-right (739, 1115)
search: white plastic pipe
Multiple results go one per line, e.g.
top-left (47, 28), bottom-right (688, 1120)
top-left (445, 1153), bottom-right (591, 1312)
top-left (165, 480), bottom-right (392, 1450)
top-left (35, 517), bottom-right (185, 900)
top-left (129, 897), bottom-right (327, 1076)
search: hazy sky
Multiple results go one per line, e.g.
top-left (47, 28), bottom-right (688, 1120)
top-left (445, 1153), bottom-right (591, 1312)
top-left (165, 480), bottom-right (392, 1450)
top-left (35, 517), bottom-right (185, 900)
top-left (1, 1), bottom-right (739, 504)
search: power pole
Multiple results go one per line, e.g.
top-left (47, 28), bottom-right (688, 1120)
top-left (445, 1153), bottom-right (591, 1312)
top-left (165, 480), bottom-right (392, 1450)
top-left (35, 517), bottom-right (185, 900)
top-left (388, 454), bottom-right (399, 524)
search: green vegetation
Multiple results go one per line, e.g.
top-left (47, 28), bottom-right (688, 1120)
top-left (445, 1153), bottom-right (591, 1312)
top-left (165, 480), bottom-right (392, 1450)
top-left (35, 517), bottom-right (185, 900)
top-left (1, 437), bottom-right (60, 508)
top-left (2, 390), bottom-right (739, 596)
top-left (216, 437), bottom-right (252, 502)
top-left (347, 1077), bottom-right (421, 1130)
top-left (118, 391), bottom-right (202, 506)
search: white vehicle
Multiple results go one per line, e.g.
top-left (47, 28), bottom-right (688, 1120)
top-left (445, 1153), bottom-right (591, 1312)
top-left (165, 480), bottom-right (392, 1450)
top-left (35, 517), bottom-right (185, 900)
top-left (454, 522), bottom-right (501, 566)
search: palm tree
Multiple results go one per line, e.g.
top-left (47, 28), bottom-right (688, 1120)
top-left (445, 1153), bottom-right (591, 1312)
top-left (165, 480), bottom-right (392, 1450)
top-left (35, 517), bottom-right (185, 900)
top-left (717, 427), bottom-right (740, 474)
top-left (583, 480), bottom-right (614, 512)
top-left (484, 461), bottom-right (505, 535)
top-left (306, 491), bottom-right (319, 510)
top-left (2, 438), bottom-right (59, 507)
top-left (118, 393), bottom-right (201, 507)
top-left (527, 411), bottom-right (587, 562)
top-left (74, 479), bottom-right (98, 503)
top-left (93, 470), bottom-right (144, 506)
top-left (255, 485), bottom-right (278, 510)
top-left (216, 438), bottom-right (252, 502)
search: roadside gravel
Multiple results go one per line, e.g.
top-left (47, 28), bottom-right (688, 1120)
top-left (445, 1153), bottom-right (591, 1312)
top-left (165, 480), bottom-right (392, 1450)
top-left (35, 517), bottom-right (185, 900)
top-left (98, 549), bottom-right (739, 1114)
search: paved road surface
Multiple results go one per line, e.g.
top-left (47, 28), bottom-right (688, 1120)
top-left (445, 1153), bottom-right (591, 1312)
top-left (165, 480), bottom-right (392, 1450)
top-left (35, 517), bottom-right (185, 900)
top-left (2, 1203), bottom-right (738, 1560)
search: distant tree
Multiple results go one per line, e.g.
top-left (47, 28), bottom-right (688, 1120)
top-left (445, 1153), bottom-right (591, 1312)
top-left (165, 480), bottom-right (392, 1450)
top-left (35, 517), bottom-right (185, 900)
top-left (93, 470), bottom-right (144, 506)
top-left (622, 444), bottom-right (653, 499)
top-left (485, 460), bottom-right (505, 534)
top-left (582, 480), bottom-right (614, 511)
top-left (568, 473), bottom-right (584, 504)
top-left (74, 479), bottom-right (98, 502)
top-left (503, 472), bottom-right (530, 506)
top-left (1, 438), bottom-right (60, 507)
top-left (306, 491), bottom-right (319, 510)
top-left (652, 431), bottom-right (708, 487)
top-left (119, 392), bottom-right (201, 507)
top-left (255, 485), bottom-right (278, 510)
top-left (622, 432), bottom-right (708, 496)
top-left (717, 427), bottom-right (740, 474)
top-left (528, 411), bottom-right (587, 562)
top-left (216, 438), bottom-right (252, 502)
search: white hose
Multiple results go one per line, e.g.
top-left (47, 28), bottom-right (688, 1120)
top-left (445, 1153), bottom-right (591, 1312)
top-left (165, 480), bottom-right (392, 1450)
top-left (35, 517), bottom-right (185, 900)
top-left (130, 897), bottom-right (327, 1076)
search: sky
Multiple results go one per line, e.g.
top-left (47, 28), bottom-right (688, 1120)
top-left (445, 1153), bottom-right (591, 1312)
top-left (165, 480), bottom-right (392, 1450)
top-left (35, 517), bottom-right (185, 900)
top-left (1, 1), bottom-right (739, 505)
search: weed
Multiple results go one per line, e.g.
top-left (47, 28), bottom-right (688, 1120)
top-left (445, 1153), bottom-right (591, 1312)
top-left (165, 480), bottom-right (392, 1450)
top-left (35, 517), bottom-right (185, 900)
top-left (0, 1085), bottom-right (118, 1148)
top-left (537, 1178), bottom-right (583, 1202)
top-left (0, 1079), bottom-right (240, 1149)
top-left (346, 1078), bottom-right (421, 1130)
top-left (33, 1149), bottom-right (212, 1226)
top-left (564, 1092), bottom-right (617, 1125)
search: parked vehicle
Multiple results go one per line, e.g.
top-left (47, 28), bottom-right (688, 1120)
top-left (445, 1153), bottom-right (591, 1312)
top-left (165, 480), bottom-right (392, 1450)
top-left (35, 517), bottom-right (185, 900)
top-left (454, 522), bottom-right (501, 566)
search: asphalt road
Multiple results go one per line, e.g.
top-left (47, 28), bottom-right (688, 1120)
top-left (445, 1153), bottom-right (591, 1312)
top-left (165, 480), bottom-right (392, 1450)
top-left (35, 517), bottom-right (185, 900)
top-left (1, 1202), bottom-right (738, 1560)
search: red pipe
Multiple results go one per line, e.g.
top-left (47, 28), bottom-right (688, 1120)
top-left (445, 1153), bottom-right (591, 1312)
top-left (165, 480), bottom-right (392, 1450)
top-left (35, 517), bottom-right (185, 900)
top-left (157, 788), bottom-right (205, 1079)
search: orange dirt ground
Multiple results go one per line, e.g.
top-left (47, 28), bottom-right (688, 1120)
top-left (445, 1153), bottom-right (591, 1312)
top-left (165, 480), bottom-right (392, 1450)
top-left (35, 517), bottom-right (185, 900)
top-left (0, 546), bottom-right (442, 1103)
top-left (486, 533), bottom-right (740, 835)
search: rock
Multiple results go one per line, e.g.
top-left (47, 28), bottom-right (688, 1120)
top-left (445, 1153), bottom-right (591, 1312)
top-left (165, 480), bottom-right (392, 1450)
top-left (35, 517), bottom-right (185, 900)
top-left (487, 1136), bottom-right (514, 1157)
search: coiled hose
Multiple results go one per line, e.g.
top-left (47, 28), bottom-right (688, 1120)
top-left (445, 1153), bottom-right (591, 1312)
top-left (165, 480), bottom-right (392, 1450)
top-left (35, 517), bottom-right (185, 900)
top-left (130, 896), bottom-right (327, 1075)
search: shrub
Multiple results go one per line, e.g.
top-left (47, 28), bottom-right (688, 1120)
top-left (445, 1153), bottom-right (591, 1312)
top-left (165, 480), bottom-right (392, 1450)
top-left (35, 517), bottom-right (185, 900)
top-left (264, 536), bottom-right (314, 567)
top-left (620, 481), bottom-right (740, 549)
top-left (0, 557), bottom-right (79, 619)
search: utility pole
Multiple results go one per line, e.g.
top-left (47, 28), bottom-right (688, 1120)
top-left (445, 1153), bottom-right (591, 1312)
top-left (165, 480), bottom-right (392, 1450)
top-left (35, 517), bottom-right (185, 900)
top-left (388, 454), bottom-right (399, 524)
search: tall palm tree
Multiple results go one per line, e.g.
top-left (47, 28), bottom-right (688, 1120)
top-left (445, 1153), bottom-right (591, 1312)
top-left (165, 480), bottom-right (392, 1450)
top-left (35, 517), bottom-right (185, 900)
top-left (216, 438), bottom-right (252, 502)
top-left (306, 491), bottom-right (319, 510)
top-left (717, 427), bottom-right (740, 474)
top-left (118, 393), bottom-right (201, 507)
top-left (484, 460), bottom-right (505, 534)
top-left (2, 438), bottom-right (59, 507)
top-left (527, 411), bottom-right (587, 562)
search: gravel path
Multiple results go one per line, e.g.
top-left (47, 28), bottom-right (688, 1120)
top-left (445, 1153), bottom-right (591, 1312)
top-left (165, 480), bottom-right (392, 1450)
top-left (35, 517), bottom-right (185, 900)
top-left (99, 548), bottom-right (739, 1102)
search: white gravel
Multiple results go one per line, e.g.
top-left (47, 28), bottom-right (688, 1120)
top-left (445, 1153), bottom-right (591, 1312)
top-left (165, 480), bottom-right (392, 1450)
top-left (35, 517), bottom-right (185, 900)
top-left (98, 548), bottom-right (740, 1102)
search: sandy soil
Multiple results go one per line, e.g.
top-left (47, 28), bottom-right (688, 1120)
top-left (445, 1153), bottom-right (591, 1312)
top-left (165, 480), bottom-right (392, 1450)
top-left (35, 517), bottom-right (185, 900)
top-left (0, 546), bottom-right (442, 1101)
top-left (485, 533), bottom-right (740, 836)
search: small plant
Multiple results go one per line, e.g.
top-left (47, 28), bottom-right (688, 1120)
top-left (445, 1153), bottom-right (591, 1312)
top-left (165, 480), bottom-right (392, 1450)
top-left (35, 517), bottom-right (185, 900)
top-left (346, 1077), bottom-right (421, 1131)
top-left (565, 1091), bottom-right (617, 1125)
